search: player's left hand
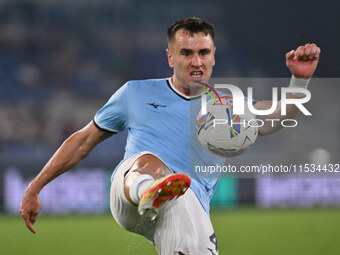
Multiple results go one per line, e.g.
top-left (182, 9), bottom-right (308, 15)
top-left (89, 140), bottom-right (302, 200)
top-left (286, 43), bottom-right (321, 78)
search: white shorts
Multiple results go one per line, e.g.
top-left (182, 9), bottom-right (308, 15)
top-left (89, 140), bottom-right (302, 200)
top-left (110, 151), bottom-right (219, 255)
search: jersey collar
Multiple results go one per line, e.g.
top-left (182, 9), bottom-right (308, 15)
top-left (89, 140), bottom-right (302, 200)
top-left (166, 78), bottom-right (203, 101)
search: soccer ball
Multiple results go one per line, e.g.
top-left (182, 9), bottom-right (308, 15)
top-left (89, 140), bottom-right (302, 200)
top-left (196, 95), bottom-right (258, 158)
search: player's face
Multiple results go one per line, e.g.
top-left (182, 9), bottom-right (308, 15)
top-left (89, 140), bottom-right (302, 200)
top-left (166, 29), bottom-right (216, 96)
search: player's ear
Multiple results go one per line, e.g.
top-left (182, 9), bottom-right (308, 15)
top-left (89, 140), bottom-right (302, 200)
top-left (212, 46), bottom-right (216, 66)
top-left (166, 48), bottom-right (174, 68)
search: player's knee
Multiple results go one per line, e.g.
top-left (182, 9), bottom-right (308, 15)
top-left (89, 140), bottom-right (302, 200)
top-left (129, 154), bottom-right (165, 179)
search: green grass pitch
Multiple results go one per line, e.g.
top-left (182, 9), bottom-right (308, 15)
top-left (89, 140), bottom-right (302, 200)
top-left (1, 208), bottom-right (339, 255)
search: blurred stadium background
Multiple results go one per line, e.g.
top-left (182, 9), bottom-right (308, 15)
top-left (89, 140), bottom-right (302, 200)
top-left (0, 0), bottom-right (339, 254)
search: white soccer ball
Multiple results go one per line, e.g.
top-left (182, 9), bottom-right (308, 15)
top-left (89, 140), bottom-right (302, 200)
top-left (196, 96), bottom-right (258, 158)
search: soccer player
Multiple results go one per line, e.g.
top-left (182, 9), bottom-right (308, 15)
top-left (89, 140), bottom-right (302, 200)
top-left (20, 17), bottom-right (320, 255)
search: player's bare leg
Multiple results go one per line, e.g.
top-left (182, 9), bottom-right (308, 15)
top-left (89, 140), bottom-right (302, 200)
top-left (124, 154), bottom-right (165, 205)
top-left (124, 154), bottom-right (190, 220)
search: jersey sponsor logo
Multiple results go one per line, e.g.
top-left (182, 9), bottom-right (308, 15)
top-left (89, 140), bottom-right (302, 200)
top-left (147, 102), bottom-right (167, 109)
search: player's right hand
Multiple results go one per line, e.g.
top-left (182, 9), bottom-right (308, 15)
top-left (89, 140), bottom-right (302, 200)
top-left (19, 187), bottom-right (41, 234)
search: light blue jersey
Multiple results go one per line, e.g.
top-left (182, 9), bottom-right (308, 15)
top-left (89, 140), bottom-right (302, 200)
top-left (94, 78), bottom-right (225, 213)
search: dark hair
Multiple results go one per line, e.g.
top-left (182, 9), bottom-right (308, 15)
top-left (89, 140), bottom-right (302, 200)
top-left (167, 17), bottom-right (214, 43)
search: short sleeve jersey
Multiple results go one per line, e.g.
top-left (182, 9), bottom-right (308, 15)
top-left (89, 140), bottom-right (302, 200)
top-left (94, 78), bottom-right (225, 213)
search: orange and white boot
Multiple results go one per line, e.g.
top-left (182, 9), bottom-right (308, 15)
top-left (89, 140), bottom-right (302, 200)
top-left (138, 173), bottom-right (191, 220)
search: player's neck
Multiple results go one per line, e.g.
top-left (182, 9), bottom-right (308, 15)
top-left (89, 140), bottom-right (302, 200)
top-left (170, 77), bottom-right (201, 97)
top-left (170, 77), bottom-right (189, 96)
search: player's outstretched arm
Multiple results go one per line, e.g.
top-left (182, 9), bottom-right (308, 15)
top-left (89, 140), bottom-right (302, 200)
top-left (19, 121), bottom-right (113, 234)
top-left (256, 43), bottom-right (321, 135)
